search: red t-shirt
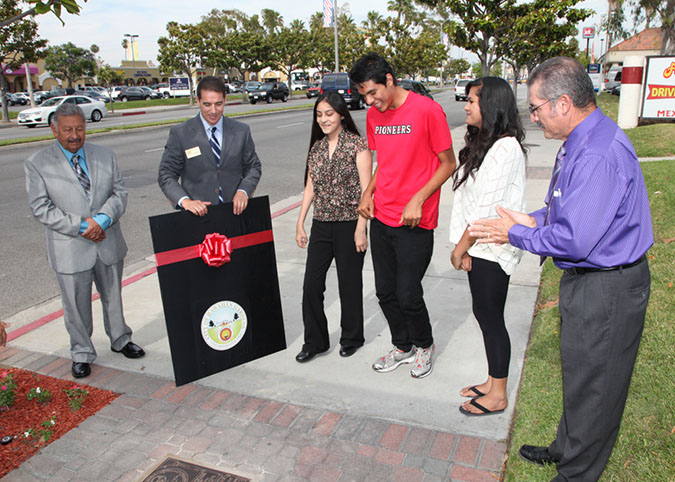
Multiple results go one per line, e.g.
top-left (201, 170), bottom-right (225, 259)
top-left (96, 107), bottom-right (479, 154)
top-left (366, 91), bottom-right (453, 230)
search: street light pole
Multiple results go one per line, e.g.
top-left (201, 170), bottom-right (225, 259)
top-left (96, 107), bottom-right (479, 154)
top-left (124, 34), bottom-right (139, 85)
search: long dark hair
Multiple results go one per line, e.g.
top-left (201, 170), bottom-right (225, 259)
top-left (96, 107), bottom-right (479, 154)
top-left (453, 77), bottom-right (526, 191)
top-left (304, 91), bottom-right (361, 184)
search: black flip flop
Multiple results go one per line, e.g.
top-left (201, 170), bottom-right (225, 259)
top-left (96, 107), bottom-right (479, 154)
top-left (459, 398), bottom-right (505, 417)
top-left (460, 386), bottom-right (485, 398)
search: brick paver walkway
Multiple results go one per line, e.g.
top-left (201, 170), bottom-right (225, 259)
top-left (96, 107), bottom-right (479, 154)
top-left (1, 346), bottom-right (505, 481)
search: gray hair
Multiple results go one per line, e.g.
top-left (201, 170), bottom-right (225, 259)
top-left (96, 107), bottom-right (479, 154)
top-left (527, 57), bottom-right (596, 109)
top-left (51, 102), bottom-right (85, 126)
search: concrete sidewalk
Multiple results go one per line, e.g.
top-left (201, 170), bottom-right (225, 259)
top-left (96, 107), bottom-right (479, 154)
top-left (1, 123), bottom-right (563, 481)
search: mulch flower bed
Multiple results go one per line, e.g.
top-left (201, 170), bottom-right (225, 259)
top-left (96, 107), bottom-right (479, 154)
top-left (0, 367), bottom-right (119, 478)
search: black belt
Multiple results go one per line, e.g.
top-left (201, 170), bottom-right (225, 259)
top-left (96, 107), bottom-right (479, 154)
top-left (563, 255), bottom-right (646, 275)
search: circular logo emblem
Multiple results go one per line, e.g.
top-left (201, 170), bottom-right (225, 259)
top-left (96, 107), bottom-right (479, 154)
top-left (200, 301), bottom-right (247, 351)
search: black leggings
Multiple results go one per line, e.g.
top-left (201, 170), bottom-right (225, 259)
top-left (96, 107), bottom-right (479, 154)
top-left (466, 257), bottom-right (511, 379)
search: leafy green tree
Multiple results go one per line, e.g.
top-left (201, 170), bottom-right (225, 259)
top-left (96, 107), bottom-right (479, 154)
top-left (157, 22), bottom-right (206, 105)
top-left (447, 58), bottom-right (470, 78)
top-left (601, 0), bottom-right (674, 54)
top-left (270, 20), bottom-right (311, 93)
top-left (261, 8), bottom-right (283, 36)
top-left (471, 61), bottom-right (482, 77)
top-left (0, 0), bottom-right (85, 28)
top-left (0, 0), bottom-right (47, 121)
top-left (97, 65), bottom-right (123, 113)
top-left (43, 42), bottom-right (96, 88)
top-left (490, 60), bottom-right (503, 76)
top-left (308, 11), bottom-right (334, 73)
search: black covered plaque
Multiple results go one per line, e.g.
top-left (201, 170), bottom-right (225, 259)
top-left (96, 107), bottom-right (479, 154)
top-left (149, 196), bottom-right (286, 386)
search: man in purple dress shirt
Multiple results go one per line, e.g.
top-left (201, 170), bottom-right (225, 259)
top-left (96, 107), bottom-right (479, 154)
top-left (470, 57), bottom-right (653, 480)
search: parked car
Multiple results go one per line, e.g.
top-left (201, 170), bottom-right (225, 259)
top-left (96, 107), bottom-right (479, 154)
top-left (9, 93), bottom-right (28, 105)
top-left (454, 79), bottom-right (472, 101)
top-left (611, 84), bottom-right (621, 96)
top-left (306, 85), bottom-right (321, 99)
top-left (244, 81), bottom-right (262, 93)
top-left (604, 67), bottom-right (622, 92)
top-left (224, 83), bottom-right (241, 93)
top-left (398, 79), bottom-right (434, 100)
top-left (79, 90), bottom-right (113, 103)
top-left (117, 86), bottom-right (161, 101)
top-left (249, 82), bottom-right (289, 104)
top-left (12, 92), bottom-right (31, 104)
top-left (320, 73), bottom-right (365, 109)
top-left (291, 81), bottom-right (311, 91)
top-left (17, 95), bottom-right (107, 127)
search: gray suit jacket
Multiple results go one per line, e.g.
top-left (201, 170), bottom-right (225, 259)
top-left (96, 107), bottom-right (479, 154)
top-left (158, 115), bottom-right (262, 207)
top-left (25, 142), bottom-right (128, 275)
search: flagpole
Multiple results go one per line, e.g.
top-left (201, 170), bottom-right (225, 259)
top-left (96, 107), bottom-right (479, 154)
top-left (334, 0), bottom-right (339, 72)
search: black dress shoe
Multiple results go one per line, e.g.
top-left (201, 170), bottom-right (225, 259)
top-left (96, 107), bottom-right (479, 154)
top-left (71, 362), bottom-right (91, 378)
top-left (339, 345), bottom-right (360, 357)
top-left (519, 445), bottom-right (560, 466)
top-left (295, 350), bottom-right (318, 363)
top-left (111, 341), bottom-right (145, 359)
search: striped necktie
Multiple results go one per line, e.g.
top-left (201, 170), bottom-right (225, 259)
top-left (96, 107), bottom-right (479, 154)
top-left (209, 126), bottom-right (221, 165)
top-left (541, 144), bottom-right (566, 265)
top-left (209, 127), bottom-right (224, 203)
top-left (71, 154), bottom-right (90, 199)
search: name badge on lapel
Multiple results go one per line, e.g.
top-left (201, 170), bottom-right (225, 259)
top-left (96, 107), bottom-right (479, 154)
top-left (185, 146), bottom-right (201, 159)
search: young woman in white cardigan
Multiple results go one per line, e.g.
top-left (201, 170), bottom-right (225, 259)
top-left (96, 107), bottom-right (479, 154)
top-left (449, 77), bottom-right (527, 416)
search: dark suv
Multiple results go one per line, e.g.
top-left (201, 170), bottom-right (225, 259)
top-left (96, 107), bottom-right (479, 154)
top-left (249, 82), bottom-right (289, 104)
top-left (398, 79), bottom-right (434, 100)
top-left (320, 73), bottom-right (365, 109)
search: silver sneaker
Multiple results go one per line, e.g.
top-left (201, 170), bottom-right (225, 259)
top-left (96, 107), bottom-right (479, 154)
top-left (372, 346), bottom-right (416, 373)
top-left (410, 344), bottom-right (435, 378)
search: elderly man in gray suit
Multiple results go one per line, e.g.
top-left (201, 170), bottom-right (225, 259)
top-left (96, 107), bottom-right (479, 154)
top-left (25, 103), bottom-right (145, 379)
top-left (158, 76), bottom-right (262, 216)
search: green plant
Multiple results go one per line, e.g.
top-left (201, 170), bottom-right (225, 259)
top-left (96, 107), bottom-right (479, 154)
top-left (21, 415), bottom-right (55, 444)
top-left (63, 384), bottom-right (88, 411)
top-left (0, 371), bottom-right (17, 409)
top-left (26, 386), bottom-right (52, 403)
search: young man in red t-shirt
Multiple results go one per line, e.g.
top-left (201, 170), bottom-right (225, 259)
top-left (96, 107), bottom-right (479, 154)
top-left (350, 54), bottom-right (456, 378)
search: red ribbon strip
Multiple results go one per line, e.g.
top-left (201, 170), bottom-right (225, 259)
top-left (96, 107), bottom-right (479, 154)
top-left (154, 230), bottom-right (274, 268)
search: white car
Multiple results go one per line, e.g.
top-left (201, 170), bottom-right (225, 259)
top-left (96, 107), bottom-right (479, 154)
top-left (454, 79), bottom-right (473, 101)
top-left (17, 95), bottom-right (107, 128)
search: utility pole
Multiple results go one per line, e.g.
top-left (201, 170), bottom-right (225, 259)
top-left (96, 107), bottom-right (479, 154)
top-left (124, 34), bottom-right (139, 84)
top-left (333, 0), bottom-right (339, 72)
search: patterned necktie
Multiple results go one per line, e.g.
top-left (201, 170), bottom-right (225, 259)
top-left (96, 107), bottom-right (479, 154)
top-left (209, 127), bottom-right (224, 203)
top-left (71, 154), bottom-right (90, 199)
top-left (209, 126), bottom-right (221, 165)
top-left (541, 144), bottom-right (566, 265)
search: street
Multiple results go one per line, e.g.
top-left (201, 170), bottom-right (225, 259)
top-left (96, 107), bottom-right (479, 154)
top-left (0, 89), bottom-right (468, 320)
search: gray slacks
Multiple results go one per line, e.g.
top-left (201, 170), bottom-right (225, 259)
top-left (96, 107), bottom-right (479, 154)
top-left (549, 259), bottom-right (650, 481)
top-left (55, 257), bottom-right (132, 363)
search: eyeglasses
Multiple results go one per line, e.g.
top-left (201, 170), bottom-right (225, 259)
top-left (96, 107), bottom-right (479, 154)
top-left (528, 98), bottom-right (554, 115)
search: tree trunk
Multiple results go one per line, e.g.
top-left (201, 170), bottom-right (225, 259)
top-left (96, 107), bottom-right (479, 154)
top-left (0, 72), bottom-right (11, 123)
top-left (661, 2), bottom-right (675, 54)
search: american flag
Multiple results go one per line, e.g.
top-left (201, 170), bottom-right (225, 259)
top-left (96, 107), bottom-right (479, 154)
top-left (323, 0), bottom-right (333, 28)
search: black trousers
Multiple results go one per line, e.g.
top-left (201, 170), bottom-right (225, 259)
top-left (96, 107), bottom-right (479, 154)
top-left (370, 218), bottom-right (434, 352)
top-left (302, 219), bottom-right (365, 353)
top-left (467, 257), bottom-right (511, 379)
top-left (548, 259), bottom-right (650, 481)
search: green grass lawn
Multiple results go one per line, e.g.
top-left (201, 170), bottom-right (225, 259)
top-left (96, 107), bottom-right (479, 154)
top-left (596, 93), bottom-right (675, 158)
top-left (504, 159), bottom-right (675, 481)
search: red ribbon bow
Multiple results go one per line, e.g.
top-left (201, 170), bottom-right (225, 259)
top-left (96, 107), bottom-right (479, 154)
top-left (198, 233), bottom-right (232, 267)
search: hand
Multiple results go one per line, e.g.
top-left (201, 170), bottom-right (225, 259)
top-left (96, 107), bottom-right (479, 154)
top-left (461, 253), bottom-right (472, 271)
top-left (182, 198), bottom-right (211, 216)
top-left (0, 320), bottom-right (8, 346)
top-left (81, 217), bottom-right (105, 243)
top-left (354, 229), bottom-right (368, 252)
top-left (357, 193), bottom-right (374, 219)
top-left (450, 249), bottom-right (464, 270)
top-left (296, 226), bottom-right (308, 248)
top-left (400, 195), bottom-right (424, 228)
top-left (469, 205), bottom-right (534, 245)
top-left (233, 191), bottom-right (249, 215)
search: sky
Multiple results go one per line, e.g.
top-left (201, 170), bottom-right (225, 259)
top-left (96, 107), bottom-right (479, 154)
top-left (34, 0), bottom-right (612, 69)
